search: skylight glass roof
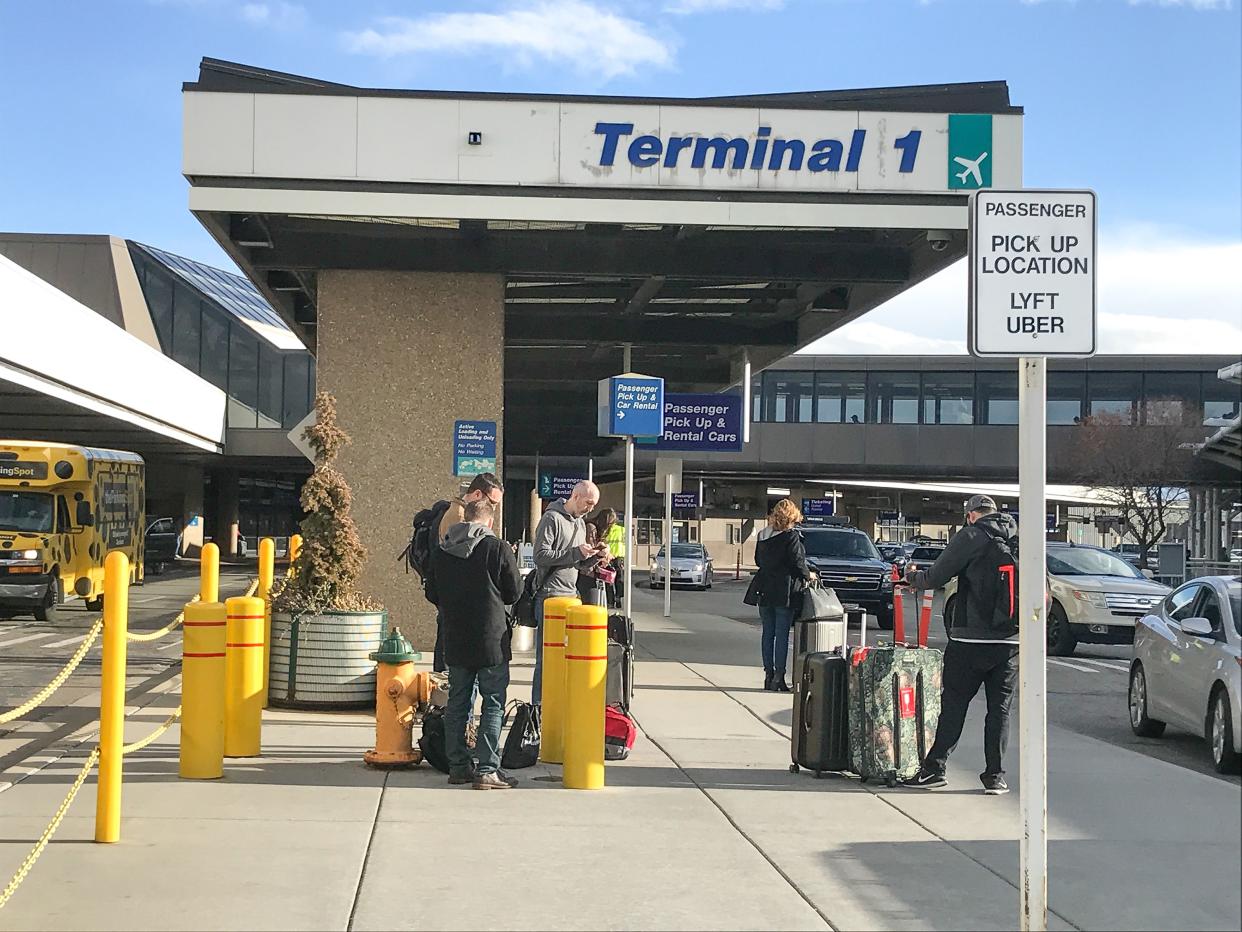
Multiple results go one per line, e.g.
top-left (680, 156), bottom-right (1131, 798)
top-left (131, 241), bottom-right (304, 351)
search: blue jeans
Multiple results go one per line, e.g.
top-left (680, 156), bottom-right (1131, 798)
top-left (446, 662), bottom-right (509, 776)
top-left (759, 605), bottom-right (795, 677)
top-left (531, 590), bottom-right (550, 706)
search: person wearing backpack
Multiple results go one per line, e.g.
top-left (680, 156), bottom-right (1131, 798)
top-left (901, 494), bottom-right (1019, 795)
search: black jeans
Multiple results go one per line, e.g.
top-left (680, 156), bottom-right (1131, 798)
top-left (924, 640), bottom-right (1019, 778)
top-left (433, 608), bottom-right (447, 673)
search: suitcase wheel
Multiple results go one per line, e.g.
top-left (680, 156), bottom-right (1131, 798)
top-left (789, 764), bottom-right (799, 774)
top-left (885, 775), bottom-right (897, 788)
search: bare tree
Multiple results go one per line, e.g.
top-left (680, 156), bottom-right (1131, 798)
top-left (1068, 402), bottom-right (1202, 563)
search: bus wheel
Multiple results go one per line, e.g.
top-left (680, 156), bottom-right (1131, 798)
top-left (34, 578), bottom-right (63, 623)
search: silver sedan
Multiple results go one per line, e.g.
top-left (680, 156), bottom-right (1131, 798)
top-left (649, 543), bottom-right (714, 590)
top-left (1129, 575), bottom-right (1242, 774)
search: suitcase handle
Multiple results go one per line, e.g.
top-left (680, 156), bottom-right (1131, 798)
top-left (801, 683), bottom-right (813, 732)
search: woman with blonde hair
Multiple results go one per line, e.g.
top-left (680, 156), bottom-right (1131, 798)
top-left (745, 498), bottom-right (811, 691)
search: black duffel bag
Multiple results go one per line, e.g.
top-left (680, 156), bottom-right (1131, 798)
top-left (500, 701), bottom-right (541, 769)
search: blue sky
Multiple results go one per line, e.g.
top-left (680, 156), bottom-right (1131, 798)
top-left (1, 0), bottom-right (1239, 352)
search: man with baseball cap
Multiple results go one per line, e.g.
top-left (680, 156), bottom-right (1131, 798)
top-left (903, 493), bottom-right (1020, 795)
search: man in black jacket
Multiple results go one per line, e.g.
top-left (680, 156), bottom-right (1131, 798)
top-left (427, 499), bottom-right (524, 790)
top-left (903, 494), bottom-right (1019, 795)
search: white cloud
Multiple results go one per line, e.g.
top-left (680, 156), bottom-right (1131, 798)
top-left (239, 2), bottom-right (306, 29)
top-left (665, 0), bottom-right (785, 13)
top-left (801, 228), bottom-right (1242, 356)
top-left (344, 1), bottom-right (674, 80)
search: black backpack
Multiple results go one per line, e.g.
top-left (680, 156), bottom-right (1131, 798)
top-left (511, 568), bottom-right (543, 628)
top-left (417, 707), bottom-right (450, 774)
top-left (982, 533), bottom-right (1020, 629)
top-left (398, 500), bottom-right (451, 583)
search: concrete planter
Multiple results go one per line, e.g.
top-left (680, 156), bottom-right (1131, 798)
top-left (269, 609), bottom-right (387, 710)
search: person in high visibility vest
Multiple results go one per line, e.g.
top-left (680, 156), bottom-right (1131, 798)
top-left (599, 510), bottom-right (626, 610)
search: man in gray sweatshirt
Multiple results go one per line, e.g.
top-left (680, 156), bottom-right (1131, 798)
top-left (531, 480), bottom-right (604, 704)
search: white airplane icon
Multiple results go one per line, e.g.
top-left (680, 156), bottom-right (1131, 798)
top-left (954, 151), bottom-right (988, 186)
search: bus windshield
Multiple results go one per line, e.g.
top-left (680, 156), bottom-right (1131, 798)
top-left (0, 491), bottom-right (53, 533)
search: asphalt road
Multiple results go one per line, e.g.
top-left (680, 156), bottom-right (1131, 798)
top-left (0, 564), bottom-right (254, 773)
top-left (640, 572), bottom-right (1241, 786)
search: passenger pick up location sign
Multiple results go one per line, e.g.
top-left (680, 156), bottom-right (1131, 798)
top-left (969, 189), bottom-right (1097, 357)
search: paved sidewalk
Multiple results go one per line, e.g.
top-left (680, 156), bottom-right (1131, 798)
top-left (0, 590), bottom-right (1238, 931)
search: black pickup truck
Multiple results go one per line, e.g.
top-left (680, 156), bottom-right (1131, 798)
top-left (144, 517), bottom-right (179, 574)
top-left (800, 525), bottom-right (896, 629)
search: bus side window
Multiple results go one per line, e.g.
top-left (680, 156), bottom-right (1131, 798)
top-left (56, 495), bottom-right (71, 533)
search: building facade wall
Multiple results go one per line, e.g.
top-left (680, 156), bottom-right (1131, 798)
top-left (317, 270), bottom-right (505, 647)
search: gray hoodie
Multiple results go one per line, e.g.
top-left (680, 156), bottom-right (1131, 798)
top-left (440, 520), bottom-right (495, 558)
top-left (533, 499), bottom-right (596, 597)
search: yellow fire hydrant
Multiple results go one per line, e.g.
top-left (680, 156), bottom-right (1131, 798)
top-left (363, 628), bottom-right (429, 768)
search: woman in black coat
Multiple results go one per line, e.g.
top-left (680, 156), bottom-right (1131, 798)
top-left (748, 499), bottom-right (811, 691)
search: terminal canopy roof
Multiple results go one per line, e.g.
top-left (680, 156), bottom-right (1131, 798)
top-left (183, 58), bottom-right (1023, 456)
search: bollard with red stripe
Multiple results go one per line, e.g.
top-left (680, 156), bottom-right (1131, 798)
top-left (224, 595), bottom-right (265, 757)
top-left (180, 601), bottom-right (227, 778)
top-left (539, 596), bottom-right (581, 765)
top-left (918, 589), bottom-right (934, 648)
top-left (563, 603), bottom-right (608, 790)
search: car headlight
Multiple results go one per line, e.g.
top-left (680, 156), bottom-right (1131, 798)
top-left (881, 575), bottom-right (894, 590)
top-left (692, 563), bottom-right (704, 572)
top-left (1071, 589), bottom-right (1107, 607)
top-left (20, 549), bottom-right (40, 560)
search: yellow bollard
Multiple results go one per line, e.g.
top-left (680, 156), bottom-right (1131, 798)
top-left (224, 596), bottom-right (265, 757)
top-left (287, 533), bottom-right (302, 569)
top-left (95, 551), bottom-right (129, 843)
top-left (180, 601), bottom-right (227, 779)
top-left (258, 538), bottom-right (275, 704)
top-left (563, 604), bottom-right (608, 790)
top-left (200, 542), bottom-right (220, 603)
top-left (538, 595), bottom-right (581, 765)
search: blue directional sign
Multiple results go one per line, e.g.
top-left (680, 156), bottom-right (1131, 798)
top-left (453, 420), bottom-right (497, 477)
top-left (672, 492), bottom-right (699, 510)
top-left (598, 374), bottom-right (664, 438)
top-left (538, 473), bottom-right (585, 500)
top-left (802, 499), bottom-right (835, 518)
top-left (645, 393), bottom-right (744, 452)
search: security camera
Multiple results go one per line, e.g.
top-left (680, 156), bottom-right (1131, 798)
top-left (926, 230), bottom-right (952, 252)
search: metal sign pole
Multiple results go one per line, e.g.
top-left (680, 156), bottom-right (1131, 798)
top-left (1018, 356), bottom-right (1049, 932)
top-left (624, 437), bottom-right (634, 623)
top-left (664, 476), bottom-right (673, 618)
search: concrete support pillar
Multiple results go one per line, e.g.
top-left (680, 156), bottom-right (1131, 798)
top-left (318, 270), bottom-right (505, 648)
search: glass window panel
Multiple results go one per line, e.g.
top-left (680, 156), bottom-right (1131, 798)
top-left (868, 372), bottom-right (919, 424)
top-left (769, 372), bottom-right (814, 423)
top-left (1143, 372), bottom-right (1200, 425)
top-left (978, 372), bottom-right (1018, 425)
top-left (1048, 372), bottom-right (1085, 425)
top-left (921, 373), bottom-right (974, 424)
top-left (172, 285), bottom-right (201, 373)
top-left (814, 371), bottom-right (865, 424)
top-left (200, 309), bottom-right (229, 391)
top-left (228, 329), bottom-right (258, 428)
top-left (1203, 372), bottom-right (1241, 420)
top-left (142, 264), bottom-right (174, 354)
top-left (257, 344), bottom-right (282, 428)
top-left (751, 374), bottom-right (763, 423)
top-left (1088, 372), bottom-right (1140, 424)
top-left (282, 354), bottom-right (311, 428)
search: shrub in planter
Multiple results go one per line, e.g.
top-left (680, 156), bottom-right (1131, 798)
top-left (268, 392), bottom-right (386, 708)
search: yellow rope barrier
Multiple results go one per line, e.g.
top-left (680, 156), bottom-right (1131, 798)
top-left (121, 706), bottom-right (182, 755)
top-left (245, 578), bottom-right (259, 598)
top-left (0, 747), bottom-right (100, 911)
top-left (0, 619), bottom-right (104, 725)
top-left (125, 595), bottom-right (201, 643)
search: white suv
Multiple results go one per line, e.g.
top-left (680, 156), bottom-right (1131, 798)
top-left (944, 543), bottom-right (1170, 657)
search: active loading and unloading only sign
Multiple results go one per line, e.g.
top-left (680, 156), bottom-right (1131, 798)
top-left (969, 189), bottom-right (1097, 357)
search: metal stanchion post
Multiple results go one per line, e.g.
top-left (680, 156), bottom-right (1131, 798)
top-left (95, 551), bottom-right (128, 843)
top-left (258, 538), bottom-right (275, 705)
top-left (539, 596), bottom-right (581, 765)
top-left (563, 604), bottom-right (607, 790)
top-left (224, 596), bottom-right (265, 757)
top-left (180, 601), bottom-right (227, 779)
top-left (200, 542), bottom-right (219, 603)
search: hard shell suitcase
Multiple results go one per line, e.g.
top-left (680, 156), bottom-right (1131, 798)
top-left (792, 617), bottom-right (845, 682)
top-left (790, 606), bottom-right (865, 777)
top-left (608, 613), bottom-right (633, 647)
top-left (606, 640), bottom-right (634, 710)
top-left (847, 645), bottom-right (942, 785)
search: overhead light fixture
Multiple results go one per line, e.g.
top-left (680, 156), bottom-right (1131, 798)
top-left (236, 237), bottom-right (272, 248)
top-left (767, 487), bottom-right (791, 496)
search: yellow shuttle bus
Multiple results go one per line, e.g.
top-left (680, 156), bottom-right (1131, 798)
top-left (0, 441), bottom-right (145, 621)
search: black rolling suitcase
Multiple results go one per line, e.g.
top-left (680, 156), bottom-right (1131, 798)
top-left (607, 613), bottom-right (634, 710)
top-left (790, 608), bottom-right (866, 778)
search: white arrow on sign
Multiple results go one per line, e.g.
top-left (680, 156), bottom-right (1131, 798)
top-left (617, 409), bottom-right (625, 419)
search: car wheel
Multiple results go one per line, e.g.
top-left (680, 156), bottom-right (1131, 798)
top-left (33, 577), bottom-right (63, 623)
top-left (648, 581), bottom-right (658, 590)
top-left (1047, 601), bottom-right (1078, 657)
top-left (1128, 663), bottom-right (1166, 738)
top-left (1209, 688), bottom-right (1242, 774)
top-left (875, 606), bottom-right (894, 631)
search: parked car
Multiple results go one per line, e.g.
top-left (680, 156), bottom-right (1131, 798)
top-left (905, 545), bottom-right (946, 580)
top-left (144, 517), bottom-right (179, 575)
top-left (1111, 543), bottom-right (1159, 572)
top-left (1129, 575), bottom-right (1242, 774)
top-left (800, 526), bottom-right (894, 629)
top-left (877, 545), bottom-right (908, 572)
top-left (1229, 548), bottom-right (1242, 564)
top-left (944, 542), bottom-right (1170, 656)
top-left (649, 543), bottom-right (713, 590)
